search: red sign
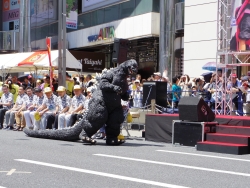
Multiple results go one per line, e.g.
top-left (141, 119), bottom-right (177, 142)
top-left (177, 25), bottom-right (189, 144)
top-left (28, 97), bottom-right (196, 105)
top-left (18, 51), bottom-right (47, 66)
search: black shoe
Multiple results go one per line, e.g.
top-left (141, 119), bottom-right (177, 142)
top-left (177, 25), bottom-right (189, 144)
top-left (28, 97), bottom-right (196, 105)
top-left (4, 126), bottom-right (10, 130)
top-left (0, 126), bottom-right (2, 130)
top-left (106, 137), bottom-right (125, 146)
top-left (5, 126), bottom-right (13, 130)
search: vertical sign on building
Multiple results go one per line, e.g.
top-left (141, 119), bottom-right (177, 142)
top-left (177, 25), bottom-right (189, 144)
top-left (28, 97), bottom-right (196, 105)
top-left (2, 0), bottom-right (20, 31)
top-left (66, 0), bottom-right (78, 29)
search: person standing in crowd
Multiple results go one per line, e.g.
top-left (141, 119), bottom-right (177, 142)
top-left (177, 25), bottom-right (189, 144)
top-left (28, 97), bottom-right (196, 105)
top-left (172, 76), bottom-right (181, 108)
top-left (227, 74), bottom-right (243, 116)
top-left (23, 76), bottom-right (31, 88)
top-left (36, 80), bottom-right (42, 89)
top-left (35, 87), bottom-right (58, 130)
top-left (242, 76), bottom-right (250, 116)
top-left (153, 72), bottom-right (162, 81)
top-left (83, 74), bottom-right (93, 96)
top-left (41, 76), bottom-right (50, 90)
top-left (47, 86), bottom-right (71, 130)
top-left (65, 85), bottom-right (85, 127)
top-left (79, 75), bottom-right (85, 89)
top-left (207, 73), bottom-right (222, 109)
top-left (66, 72), bottom-right (74, 97)
top-left (4, 86), bottom-right (28, 130)
top-left (6, 79), bottom-right (19, 103)
top-left (23, 88), bottom-right (44, 130)
top-left (14, 87), bottom-right (36, 131)
top-left (131, 79), bottom-right (143, 108)
top-left (73, 77), bottom-right (80, 85)
top-left (178, 74), bottom-right (192, 97)
top-left (0, 85), bottom-right (13, 129)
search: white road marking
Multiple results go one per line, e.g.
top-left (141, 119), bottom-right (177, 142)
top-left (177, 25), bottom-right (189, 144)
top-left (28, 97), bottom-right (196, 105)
top-left (6, 169), bottom-right (16, 175)
top-left (15, 159), bottom-right (189, 188)
top-left (94, 154), bottom-right (250, 177)
top-left (0, 186), bottom-right (6, 188)
top-left (157, 150), bottom-right (250, 162)
top-left (0, 169), bottom-right (31, 176)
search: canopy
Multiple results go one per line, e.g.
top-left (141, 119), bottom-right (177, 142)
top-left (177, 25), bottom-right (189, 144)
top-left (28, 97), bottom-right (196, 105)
top-left (1, 50), bottom-right (82, 73)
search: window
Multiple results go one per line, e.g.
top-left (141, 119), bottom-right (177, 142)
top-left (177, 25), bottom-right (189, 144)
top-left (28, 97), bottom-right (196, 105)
top-left (104, 5), bottom-right (119, 23)
top-left (120, 0), bottom-right (135, 19)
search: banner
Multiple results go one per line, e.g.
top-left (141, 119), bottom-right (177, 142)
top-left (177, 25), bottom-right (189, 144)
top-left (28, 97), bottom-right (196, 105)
top-left (46, 37), bottom-right (53, 90)
top-left (230, 0), bottom-right (250, 51)
top-left (18, 51), bottom-right (48, 66)
top-left (66, 0), bottom-right (78, 29)
top-left (2, 0), bottom-right (20, 31)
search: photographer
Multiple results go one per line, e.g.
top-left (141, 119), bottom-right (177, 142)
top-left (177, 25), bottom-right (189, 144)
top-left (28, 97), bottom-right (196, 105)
top-left (178, 74), bottom-right (192, 97)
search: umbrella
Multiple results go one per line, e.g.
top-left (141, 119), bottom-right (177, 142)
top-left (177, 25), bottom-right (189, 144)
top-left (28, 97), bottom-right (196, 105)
top-left (202, 62), bottom-right (224, 71)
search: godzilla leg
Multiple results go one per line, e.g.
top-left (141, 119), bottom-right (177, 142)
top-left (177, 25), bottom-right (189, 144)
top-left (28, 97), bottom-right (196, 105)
top-left (80, 99), bottom-right (108, 143)
top-left (105, 106), bottom-right (125, 145)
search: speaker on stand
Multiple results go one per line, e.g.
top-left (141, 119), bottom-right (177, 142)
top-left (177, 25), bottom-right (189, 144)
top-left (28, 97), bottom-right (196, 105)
top-left (112, 38), bottom-right (129, 65)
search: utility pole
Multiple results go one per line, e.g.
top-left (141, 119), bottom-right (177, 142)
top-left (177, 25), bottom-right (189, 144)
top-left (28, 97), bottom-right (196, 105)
top-left (58, 0), bottom-right (66, 86)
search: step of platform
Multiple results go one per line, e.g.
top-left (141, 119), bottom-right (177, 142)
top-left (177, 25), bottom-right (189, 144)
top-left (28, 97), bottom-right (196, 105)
top-left (216, 125), bottom-right (250, 136)
top-left (197, 141), bottom-right (249, 155)
top-left (206, 133), bottom-right (250, 145)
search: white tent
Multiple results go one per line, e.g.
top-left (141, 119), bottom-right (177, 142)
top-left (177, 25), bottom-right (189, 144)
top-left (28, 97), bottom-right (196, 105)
top-left (1, 50), bottom-right (82, 73)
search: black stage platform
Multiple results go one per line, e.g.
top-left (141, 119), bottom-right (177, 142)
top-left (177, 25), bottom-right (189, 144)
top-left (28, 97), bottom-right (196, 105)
top-left (145, 114), bottom-right (250, 143)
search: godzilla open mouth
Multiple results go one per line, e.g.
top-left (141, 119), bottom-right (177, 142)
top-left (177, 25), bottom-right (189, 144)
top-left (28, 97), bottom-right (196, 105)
top-left (128, 67), bottom-right (137, 74)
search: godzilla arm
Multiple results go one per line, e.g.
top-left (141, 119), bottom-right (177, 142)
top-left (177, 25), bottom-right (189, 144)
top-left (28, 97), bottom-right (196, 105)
top-left (121, 91), bottom-right (130, 101)
top-left (100, 72), bottom-right (121, 93)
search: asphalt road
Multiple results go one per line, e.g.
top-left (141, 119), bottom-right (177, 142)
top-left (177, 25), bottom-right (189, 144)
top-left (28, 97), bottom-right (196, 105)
top-left (0, 130), bottom-right (250, 188)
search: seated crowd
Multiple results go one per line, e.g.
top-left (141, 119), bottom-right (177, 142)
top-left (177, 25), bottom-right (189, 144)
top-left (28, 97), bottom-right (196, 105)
top-left (0, 72), bottom-right (95, 131)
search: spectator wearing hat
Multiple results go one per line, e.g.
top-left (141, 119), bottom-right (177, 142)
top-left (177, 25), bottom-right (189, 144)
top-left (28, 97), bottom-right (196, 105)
top-left (178, 74), bottom-right (192, 97)
top-left (14, 87), bottom-right (37, 131)
top-left (35, 87), bottom-right (58, 130)
top-left (0, 85), bottom-right (13, 129)
top-left (4, 85), bottom-right (29, 130)
top-left (227, 74), bottom-right (243, 116)
top-left (66, 72), bottom-right (74, 97)
top-left (47, 86), bottom-right (71, 130)
top-left (131, 79), bottom-right (143, 108)
top-left (23, 88), bottom-right (45, 130)
top-left (153, 72), bottom-right (162, 81)
top-left (65, 85), bottom-right (85, 127)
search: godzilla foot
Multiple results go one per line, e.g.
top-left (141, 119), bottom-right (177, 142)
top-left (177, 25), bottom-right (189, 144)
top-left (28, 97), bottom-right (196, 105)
top-left (81, 136), bottom-right (96, 145)
top-left (106, 137), bottom-right (125, 146)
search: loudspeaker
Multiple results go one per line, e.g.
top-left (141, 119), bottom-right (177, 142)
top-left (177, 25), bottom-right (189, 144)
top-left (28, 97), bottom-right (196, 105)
top-left (178, 97), bottom-right (215, 122)
top-left (143, 81), bottom-right (168, 108)
top-left (112, 38), bottom-right (129, 64)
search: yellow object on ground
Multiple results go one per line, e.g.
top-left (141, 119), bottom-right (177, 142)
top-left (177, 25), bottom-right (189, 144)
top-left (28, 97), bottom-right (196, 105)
top-left (34, 112), bottom-right (41, 121)
top-left (118, 134), bottom-right (125, 140)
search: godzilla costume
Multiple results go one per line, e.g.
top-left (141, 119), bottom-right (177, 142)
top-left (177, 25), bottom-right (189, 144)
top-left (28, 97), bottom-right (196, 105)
top-left (24, 60), bottom-right (138, 145)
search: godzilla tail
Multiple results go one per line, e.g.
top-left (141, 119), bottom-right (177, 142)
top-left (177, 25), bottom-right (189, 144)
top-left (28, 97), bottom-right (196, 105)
top-left (23, 111), bottom-right (88, 141)
top-left (23, 118), bottom-right (83, 141)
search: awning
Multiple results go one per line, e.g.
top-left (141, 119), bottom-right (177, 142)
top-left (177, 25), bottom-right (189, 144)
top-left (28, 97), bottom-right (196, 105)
top-left (1, 50), bottom-right (82, 73)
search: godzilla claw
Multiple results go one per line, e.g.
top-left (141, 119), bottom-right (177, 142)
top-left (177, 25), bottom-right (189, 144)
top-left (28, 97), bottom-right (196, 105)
top-left (81, 136), bottom-right (97, 145)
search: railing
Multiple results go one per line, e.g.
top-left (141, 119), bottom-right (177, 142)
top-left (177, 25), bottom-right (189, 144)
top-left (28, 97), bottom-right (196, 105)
top-left (129, 90), bottom-right (250, 116)
top-left (0, 31), bottom-right (19, 51)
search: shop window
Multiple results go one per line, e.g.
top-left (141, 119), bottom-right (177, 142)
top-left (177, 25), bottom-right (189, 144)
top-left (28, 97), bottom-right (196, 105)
top-left (49, 22), bottom-right (58, 37)
top-left (104, 5), bottom-right (119, 23)
top-left (91, 9), bottom-right (105, 26)
top-left (119, 0), bottom-right (135, 19)
top-left (135, 0), bottom-right (153, 15)
top-left (78, 12), bottom-right (91, 29)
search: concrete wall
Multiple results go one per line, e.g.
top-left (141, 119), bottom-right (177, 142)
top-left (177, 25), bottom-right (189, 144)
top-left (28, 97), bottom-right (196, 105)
top-left (184, 0), bottom-right (217, 77)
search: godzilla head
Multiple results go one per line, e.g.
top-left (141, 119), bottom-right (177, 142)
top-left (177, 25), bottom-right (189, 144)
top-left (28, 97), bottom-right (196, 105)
top-left (120, 59), bottom-right (138, 75)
